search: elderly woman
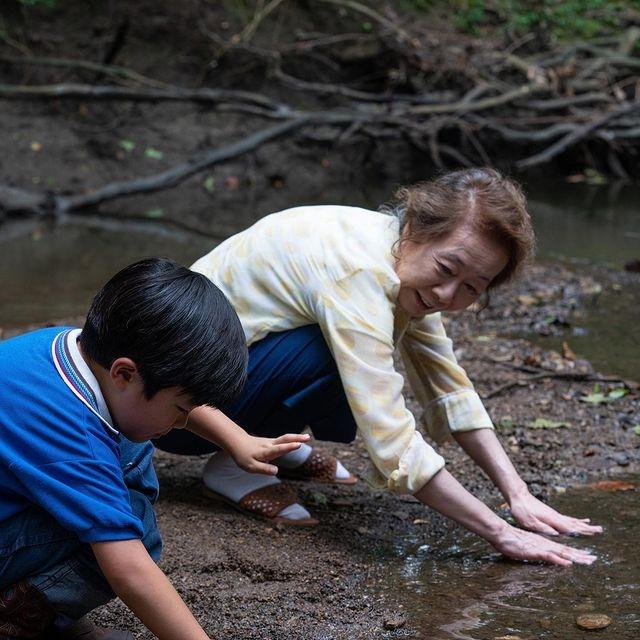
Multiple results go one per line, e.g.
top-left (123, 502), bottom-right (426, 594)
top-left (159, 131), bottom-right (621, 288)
top-left (156, 168), bottom-right (600, 565)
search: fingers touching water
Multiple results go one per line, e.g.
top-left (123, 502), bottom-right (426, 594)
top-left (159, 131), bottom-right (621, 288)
top-left (493, 525), bottom-right (597, 566)
top-left (509, 492), bottom-right (603, 537)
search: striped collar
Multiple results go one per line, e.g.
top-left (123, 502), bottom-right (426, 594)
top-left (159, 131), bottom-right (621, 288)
top-left (51, 329), bottom-right (119, 436)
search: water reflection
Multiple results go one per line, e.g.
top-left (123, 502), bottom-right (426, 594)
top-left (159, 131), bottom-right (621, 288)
top-left (385, 481), bottom-right (638, 640)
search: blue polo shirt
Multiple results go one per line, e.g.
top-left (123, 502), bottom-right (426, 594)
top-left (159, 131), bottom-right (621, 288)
top-left (0, 327), bottom-right (144, 543)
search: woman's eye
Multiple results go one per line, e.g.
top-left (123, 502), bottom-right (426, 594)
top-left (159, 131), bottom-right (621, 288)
top-left (465, 283), bottom-right (479, 295)
top-left (438, 262), bottom-right (453, 275)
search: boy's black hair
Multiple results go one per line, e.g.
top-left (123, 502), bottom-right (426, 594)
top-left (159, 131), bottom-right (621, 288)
top-left (79, 257), bottom-right (248, 408)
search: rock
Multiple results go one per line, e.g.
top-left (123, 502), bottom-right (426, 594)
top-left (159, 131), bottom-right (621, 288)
top-left (382, 613), bottom-right (406, 631)
top-left (493, 636), bottom-right (524, 640)
top-left (538, 618), bottom-right (552, 629)
top-left (611, 452), bottom-right (630, 466)
top-left (576, 613), bottom-right (612, 630)
top-left (623, 259), bottom-right (640, 273)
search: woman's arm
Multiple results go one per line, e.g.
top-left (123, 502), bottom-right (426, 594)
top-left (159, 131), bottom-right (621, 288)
top-left (414, 469), bottom-right (597, 565)
top-left (452, 428), bottom-right (602, 536)
top-left (92, 539), bottom-right (210, 640)
top-left (400, 316), bottom-right (601, 537)
top-left (185, 405), bottom-right (309, 475)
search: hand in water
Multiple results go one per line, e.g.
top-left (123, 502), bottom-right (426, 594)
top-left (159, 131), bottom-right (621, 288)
top-left (509, 491), bottom-right (603, 536)
top-left (492, 524), bottom-right (597, 566)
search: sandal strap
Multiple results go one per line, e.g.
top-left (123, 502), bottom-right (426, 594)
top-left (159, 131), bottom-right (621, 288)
top-left (297, 450), bottom-right (337, 482)
top-left (237, 483), bottom-right (298, 519)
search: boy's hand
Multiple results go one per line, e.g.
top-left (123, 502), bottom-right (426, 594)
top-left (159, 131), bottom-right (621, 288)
top-left (232, 433), bottom-right (310, 475)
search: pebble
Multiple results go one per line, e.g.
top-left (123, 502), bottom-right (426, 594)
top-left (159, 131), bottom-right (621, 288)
top-left (493, 636), bottom-right (524, 640)
top-left (576, 614), bottom-right (612, 630)
top-left (382, 613), bottom-right (406, 630)
top-left (611, 452), bottom-right (630, 466)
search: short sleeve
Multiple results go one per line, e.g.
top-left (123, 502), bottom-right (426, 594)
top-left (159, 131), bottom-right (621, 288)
top-left (9, 455), bottom-right (143, 543)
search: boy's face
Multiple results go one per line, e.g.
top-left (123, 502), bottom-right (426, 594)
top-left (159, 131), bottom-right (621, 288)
top-left (104, 358), bottom-right (196, 442)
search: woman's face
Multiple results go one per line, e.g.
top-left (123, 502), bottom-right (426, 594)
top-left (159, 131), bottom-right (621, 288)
top-left (395, 223), bottom-right (510, 318)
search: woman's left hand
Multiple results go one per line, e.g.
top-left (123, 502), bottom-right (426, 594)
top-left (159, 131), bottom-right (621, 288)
top-left (509, 491), bottom-right (603, 536)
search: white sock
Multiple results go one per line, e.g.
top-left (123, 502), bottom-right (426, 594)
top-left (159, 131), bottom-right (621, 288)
top-left (276, 443), bottom-right (352, 480)
top-left (275, 442), bottom-right (312, 468)
top-left (202, 451), bottom-right (311, 520)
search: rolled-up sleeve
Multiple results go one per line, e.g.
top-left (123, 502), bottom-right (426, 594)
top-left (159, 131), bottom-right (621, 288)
top-left (399, 314), bottom-right (494, 444)
top-left (313, 270), bottom-right (445, 495)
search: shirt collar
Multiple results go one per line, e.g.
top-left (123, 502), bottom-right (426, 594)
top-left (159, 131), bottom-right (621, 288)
top-left (51, 329), bottom-right (118, 435)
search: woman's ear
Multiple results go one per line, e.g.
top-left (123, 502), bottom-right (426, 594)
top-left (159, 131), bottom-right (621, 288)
top-left (109, 357), bottom-right (139, 390)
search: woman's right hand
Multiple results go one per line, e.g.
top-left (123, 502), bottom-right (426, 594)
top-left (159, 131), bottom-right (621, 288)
top-left (490, 523), bottom-right (597, 566)
top-left (415, 469), bottom-right (598, 567)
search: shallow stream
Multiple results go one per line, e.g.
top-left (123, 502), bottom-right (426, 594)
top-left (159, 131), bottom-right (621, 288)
top-left (382, 478), bottom-right (639, 640)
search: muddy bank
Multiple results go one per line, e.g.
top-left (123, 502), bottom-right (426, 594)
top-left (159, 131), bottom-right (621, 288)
top-left (50, 260), bottom-right (636, 639)
top-left (4, 1), bottom-right (640, 228)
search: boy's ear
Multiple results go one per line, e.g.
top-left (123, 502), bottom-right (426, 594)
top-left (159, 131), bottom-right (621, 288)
top-left (109, 358), bottom-right (140, 390)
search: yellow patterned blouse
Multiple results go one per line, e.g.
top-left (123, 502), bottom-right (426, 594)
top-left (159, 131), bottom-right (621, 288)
top-left (191, 206), bottom-right (494, 494)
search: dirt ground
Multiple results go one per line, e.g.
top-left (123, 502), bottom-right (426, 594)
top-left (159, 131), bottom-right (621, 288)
top-left (75, 261), bottom-right (636, 640)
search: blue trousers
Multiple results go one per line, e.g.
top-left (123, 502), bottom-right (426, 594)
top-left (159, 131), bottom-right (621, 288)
top-left (0, 439), bottom-right (161, 622)
top-left (155, 325), bottom-right (358, 455)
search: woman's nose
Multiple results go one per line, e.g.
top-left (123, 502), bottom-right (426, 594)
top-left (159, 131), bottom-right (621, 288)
top-left (433, 282), bottom-right (458, 307)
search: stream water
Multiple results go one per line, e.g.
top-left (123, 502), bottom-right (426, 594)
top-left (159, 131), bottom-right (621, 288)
top-left (381, 478), bottom-right (639, 640)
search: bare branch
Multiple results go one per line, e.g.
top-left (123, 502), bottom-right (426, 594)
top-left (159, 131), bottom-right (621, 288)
top-left (0, 55), bottom-right (170, 88)
top-left (517, 102), bottom-right (640, 169)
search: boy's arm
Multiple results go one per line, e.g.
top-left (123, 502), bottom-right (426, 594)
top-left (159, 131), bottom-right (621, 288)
top-left (91, 539), bottom-right (210, 640)
top-left (185, 406), bottom-right (309, 474)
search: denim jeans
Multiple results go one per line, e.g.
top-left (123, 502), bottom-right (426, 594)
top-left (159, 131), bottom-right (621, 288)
top-left (0, 438), bottom-right (161, 622)
top-left (155, 324), bottom-right (359, 456)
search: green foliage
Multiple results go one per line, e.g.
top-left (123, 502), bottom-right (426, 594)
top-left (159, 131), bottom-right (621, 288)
top-left (398, 0), bottom-right (436, 12)
top-left (17, 0), bottom-right (57, 7)
top-left (455, 0), bottom-right (486, 33)
top-left (451, 0), bottom-right (640, 41)
top-left (527, 417), bottom-right (571, 429)
top-left (580, 384), bottom-right (629, 405)
top-left (220, 0), bottom-right (253, 26)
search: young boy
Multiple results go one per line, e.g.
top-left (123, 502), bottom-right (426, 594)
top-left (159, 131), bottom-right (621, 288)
top-left (0, 258), bottom-right (308, 640)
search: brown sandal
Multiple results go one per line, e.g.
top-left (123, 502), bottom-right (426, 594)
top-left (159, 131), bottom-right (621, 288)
top-left (203, 484), bottom-right (319, 526)
top-left (277, 450), bottom-right (358, 485)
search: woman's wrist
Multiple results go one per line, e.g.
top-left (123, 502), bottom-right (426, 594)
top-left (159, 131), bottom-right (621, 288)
top-left (502, 478), bottom-right (530, 504)
top-left (414, 468), bottom-right (512, 545)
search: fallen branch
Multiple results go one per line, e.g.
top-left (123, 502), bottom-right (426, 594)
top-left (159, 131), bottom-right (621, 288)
top-left (0, 83), bottom-right (288, 112)
top-left (409, 83), bottom-right (549, 115)
top-left (484, 371), bottom-right (628, 399)
top-left (517, 102), bottom-right (640, 169)
top-left (0, 113), bottom-right (365, 217)
top-left (57, 116), bottom-right (315, 214)
top-left (0, 55), bottom-right (171, 88)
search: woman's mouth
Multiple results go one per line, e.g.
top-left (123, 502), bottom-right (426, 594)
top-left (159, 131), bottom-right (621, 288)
top-left (416, 290), bottom-right (435, 312)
